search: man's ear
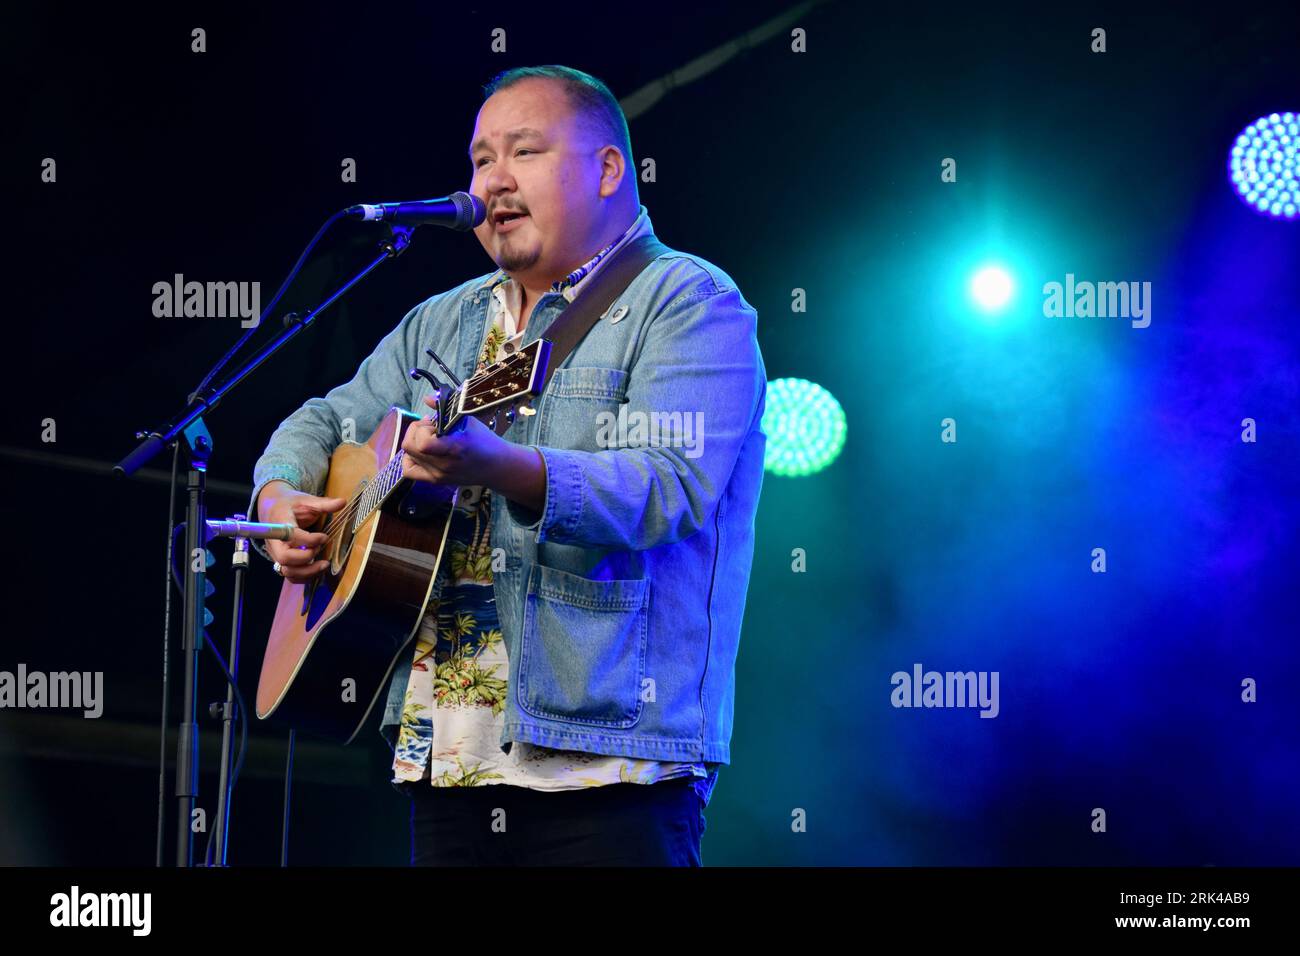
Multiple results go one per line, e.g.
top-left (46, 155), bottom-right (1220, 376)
top-left (597, 145), bottom-right (627, 198)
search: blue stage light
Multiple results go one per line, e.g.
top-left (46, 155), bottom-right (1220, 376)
top-left (969, 265), bottom-right (1014, 313)
top-left (1229, 112), bottom-right (1299, 219)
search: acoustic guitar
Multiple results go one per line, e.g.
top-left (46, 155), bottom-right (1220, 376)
top-left (255, 339), bottom-right (551, 742)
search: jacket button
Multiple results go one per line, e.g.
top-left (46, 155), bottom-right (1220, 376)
top-left (609, 305), bottom-right (629, 324)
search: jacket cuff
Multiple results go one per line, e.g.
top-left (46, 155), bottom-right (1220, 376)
top-left (505, 445), bottom-right (582, 543)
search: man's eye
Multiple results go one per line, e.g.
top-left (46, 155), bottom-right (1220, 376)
top-left (474, 149), bottom-right (533, 168)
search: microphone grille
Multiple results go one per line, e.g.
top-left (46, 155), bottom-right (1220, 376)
top-left (452, 191), bottom-right (486, 230)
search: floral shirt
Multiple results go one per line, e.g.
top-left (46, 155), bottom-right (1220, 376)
top-left (392, 212), bottom-right (719, 804)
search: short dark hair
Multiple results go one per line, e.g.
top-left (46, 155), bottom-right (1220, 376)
top-left (482, 65), bottom-right (633, 166)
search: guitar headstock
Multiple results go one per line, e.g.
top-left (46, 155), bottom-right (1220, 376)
top-left (449, 338), bottom-right (551, 432)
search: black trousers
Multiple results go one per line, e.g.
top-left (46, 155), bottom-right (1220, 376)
top-left (402, 776), bottom-right (706, 866)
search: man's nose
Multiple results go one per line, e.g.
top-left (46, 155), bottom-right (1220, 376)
top-left (483, 164), bottom-right (516, 193)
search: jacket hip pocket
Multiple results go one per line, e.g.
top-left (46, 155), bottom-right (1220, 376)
top-left (518, 564), bottom-right (649, 727)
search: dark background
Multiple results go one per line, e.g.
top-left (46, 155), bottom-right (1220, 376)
top-left (3, 1), bottom-right (1298, 865)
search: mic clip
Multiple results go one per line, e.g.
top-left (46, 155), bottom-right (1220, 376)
top-left (379, 224), bottom-right (415, 258)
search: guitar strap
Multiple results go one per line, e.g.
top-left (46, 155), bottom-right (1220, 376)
top-left (532, 232), bottom-right (670, 395)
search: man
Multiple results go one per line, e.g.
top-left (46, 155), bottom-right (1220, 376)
top-left (250, 65), bottom-right (766, 866)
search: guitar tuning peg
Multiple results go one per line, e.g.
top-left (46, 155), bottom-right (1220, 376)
top-left (518, 403), bottom-right (537, 417)
top-left (505, 408), bottom-right (516, 424)
top-left (487, 413), bottom-right (498, 430)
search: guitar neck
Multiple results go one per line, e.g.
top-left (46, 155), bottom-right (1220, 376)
top-left (353, 451), bottom-right (408, 531)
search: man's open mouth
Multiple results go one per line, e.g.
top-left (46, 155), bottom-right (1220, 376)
top-left (493, 211), bottom-right (528, 231)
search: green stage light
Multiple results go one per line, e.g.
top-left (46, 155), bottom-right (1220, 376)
top-left (762, 378), bottom-right (847, 476)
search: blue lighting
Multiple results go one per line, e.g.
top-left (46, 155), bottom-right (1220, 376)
top-left (969, 265), bottom-right (1014, 313)
top-left (1229, 112), bottom-right (1299, 219)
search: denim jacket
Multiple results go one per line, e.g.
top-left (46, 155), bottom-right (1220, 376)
top-left (250, 210), bottom-right (766, 765)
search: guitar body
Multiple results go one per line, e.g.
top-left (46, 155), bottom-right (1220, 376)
top-left (254, 338), bottom-right (549, 744)
top-left (255, 407), bottom-right (458, 743)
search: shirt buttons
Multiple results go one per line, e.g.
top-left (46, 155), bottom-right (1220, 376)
top-left (609, 305), bottom-right (629, 324)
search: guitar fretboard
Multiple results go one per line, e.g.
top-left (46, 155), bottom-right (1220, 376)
top-left (353, 451), bottom-right (406, 532)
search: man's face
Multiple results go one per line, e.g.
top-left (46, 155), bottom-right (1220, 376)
top-left (468, 78), bottom-right (607, 284)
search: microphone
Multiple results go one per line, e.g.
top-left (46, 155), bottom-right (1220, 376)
top-left (344, 191), bottom-right (485, 231)
top-left (205, 518), bottom-right (298, 542)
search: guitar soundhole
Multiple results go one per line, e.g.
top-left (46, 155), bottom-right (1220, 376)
top-left (330, 520), bottom-right (355, 576)
top-left (329, 479), bottom-right (364, 575)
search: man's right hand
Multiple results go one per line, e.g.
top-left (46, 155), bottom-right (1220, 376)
top-left (257, 480), bottom-right (348, 582)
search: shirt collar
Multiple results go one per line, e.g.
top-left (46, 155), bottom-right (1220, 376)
top-left (478, 204), bottom-right (652, 300)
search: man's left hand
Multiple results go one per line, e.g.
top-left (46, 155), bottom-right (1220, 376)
top-left (401, 394), bottom-right (509, 486)
top-left (401, 395), bottom-right (547, 514)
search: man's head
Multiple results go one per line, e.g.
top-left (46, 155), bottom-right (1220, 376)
top-left (468, 65), bottom-right (637, 288)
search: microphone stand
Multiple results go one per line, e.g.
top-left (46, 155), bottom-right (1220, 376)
top-left (209, 518), bottom-right (248, 867)
top-left (115, 223), bottom-right (416, 867)
top-left (202, 516), bottom-right (295, 867)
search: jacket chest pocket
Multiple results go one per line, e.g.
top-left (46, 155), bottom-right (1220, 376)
top-left (518, 564), bottom-right (649, 727)
top-left (536, 366), bottom-right (629, 450)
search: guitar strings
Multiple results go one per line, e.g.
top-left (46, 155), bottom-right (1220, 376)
top-left (321, 454), bottom-right (401, 538)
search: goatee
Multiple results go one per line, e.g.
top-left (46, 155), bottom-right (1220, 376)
top-left (497, 244), bottom-right (540, 273)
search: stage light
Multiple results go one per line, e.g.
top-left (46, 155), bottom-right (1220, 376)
top-left (1229, 112), bottom-right (1299, 219)
top-left (969, 265), bottom-right (1014, 312)
top-left (762, 378), bottom-right (847, 476)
